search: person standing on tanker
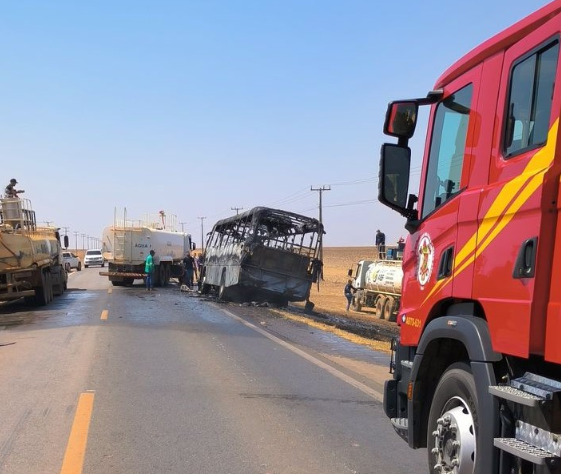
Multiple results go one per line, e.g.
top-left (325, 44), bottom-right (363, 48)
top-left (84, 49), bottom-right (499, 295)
top-left (4, 178), bottom-right (24, 198)
top-left (344, 279), bottom-right (356, 312)
top-left (375, 229), bottom-right (386, 259)
top-left (145, 250), bottom-right (155, 291)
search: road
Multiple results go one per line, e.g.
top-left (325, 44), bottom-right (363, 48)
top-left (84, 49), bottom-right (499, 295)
top-left (0, 267), bottom-right (426, 474)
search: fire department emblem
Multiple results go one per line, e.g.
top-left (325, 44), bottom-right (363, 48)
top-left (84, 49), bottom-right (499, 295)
top-left (417, 233), bottom-right (434, 288)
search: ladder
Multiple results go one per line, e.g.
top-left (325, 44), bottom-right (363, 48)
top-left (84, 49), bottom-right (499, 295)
top-left (490, 372), bottom-right (561, 470)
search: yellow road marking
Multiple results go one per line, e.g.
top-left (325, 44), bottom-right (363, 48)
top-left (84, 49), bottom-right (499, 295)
top-left (59, 392), bottom-right (95, 474)
top-left (100, 310), bottom-right (108, 321)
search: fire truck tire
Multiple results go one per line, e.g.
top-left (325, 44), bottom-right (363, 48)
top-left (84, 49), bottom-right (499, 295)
top-left (77, 262), bottom-right (82, 271)
top-left (384, 296), bottom-right (395, 321)
top-left (375, 296), bottom-right (386, 319)
top-left (427, 362), bottom-right (478, 474)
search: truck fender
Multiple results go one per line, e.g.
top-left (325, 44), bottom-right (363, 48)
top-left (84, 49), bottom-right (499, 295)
top-left (408, 314), bottom-right (502, 470)
top-left (416, 315), bottom-right (502, 362)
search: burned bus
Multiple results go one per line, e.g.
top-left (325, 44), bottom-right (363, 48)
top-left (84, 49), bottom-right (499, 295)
top-left (200, 207), bottom-right (324, 306)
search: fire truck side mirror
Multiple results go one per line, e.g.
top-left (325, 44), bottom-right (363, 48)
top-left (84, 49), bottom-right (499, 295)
top-left (384, 101), bottom-right (418, 139)
top-left (347, 268), bottom-right (352, 277)
top-left (64, 235), bottom-right (69, 249)
top-left (379, 143), bottom-right (411, 216)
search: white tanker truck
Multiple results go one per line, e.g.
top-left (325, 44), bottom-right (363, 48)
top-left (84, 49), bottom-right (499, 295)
top-left (348, 257), bottom-right (402, 321)
top-left (100, 210), bottom-right (195, 287)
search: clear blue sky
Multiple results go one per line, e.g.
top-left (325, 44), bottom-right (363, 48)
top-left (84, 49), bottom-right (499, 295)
top-left (0, 0), bottom-right (551, 248)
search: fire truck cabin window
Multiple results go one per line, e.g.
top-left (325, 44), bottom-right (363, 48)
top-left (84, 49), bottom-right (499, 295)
top-left (505, 41), bottom-right (559, 157)
top-left (422, 85), bottom-right (473, 219)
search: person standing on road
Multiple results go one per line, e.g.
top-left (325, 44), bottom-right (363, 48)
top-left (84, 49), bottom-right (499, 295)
top-left (375, 229), bottom-right (386, 260)
top-left (344, 279), bottom-right (356, 312)
top-left (145, 250), bottom-right (155, 291)
top-left (182, 251), bottom-right (196, 289)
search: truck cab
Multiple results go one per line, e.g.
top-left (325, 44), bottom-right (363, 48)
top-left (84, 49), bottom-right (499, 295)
top-left (379, 2), bottom-right (561, 473)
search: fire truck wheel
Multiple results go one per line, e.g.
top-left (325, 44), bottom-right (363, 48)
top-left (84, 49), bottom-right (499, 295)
top-left (375, 296), bottom-right (386, 319)
top-left (427, 362), bottom-right (477, 474)
top-left (77, 262), bottom-right (82, 271)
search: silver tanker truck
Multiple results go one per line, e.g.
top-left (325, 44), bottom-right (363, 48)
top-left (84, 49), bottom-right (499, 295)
top-left (348, 256), bottom-right (402, 321)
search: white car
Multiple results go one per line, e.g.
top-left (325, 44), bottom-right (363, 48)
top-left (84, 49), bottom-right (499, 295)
top-left (62, 252), bottom-right (82, 271)
top-left (84, 249), bottom-right (105, 268)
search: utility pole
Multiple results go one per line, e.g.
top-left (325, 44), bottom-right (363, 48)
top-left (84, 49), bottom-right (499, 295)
top-left (74, 231), bottom-right (79, 252)
top-left (180, 222), bottom-right (187, 233)
top-left (231, 207), bottom-right (243, 215)
top-left (198, 216), bottom-right (206, 252)
top-left (311, 185), bottom-right (331, 278)
top-left (81, 234), bottom-right (86, 250)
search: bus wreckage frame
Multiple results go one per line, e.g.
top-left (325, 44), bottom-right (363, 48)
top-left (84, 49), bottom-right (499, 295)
top-left (200, 207), bottom-right (324, 306)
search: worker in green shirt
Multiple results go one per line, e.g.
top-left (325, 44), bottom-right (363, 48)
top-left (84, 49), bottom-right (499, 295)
top-left (145, 250), bottom-right (155, 291)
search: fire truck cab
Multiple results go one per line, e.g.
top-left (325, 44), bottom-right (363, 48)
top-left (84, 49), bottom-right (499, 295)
top-left (380, 2), bottom-right (561, 473)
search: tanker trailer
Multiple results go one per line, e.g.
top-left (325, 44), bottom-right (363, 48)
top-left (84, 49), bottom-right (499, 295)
top-left (348, 258), bottom-right (402, 321)
top-left (0, 198), bottom-right (67, 305)
top-left (100, 212), bottom-right (195, 287)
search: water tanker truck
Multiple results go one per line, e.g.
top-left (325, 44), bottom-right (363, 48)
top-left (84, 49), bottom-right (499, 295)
top-left (100, 211), bottom-right (195, 287)
top-left (0, 198), bottom-right (67, 305)
top-left (348, 257), bottom-right (402, 321)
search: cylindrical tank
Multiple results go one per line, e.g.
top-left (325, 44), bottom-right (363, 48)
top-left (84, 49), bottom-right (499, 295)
top-left (364, 260), bottom-right (403, 295)
top-left (103, 226), bottom-right (189, 265)
top-left (0, 228), bottom-right (60, 270)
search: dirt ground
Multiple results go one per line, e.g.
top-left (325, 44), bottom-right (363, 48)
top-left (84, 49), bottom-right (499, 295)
top-left (287, 246), bottom-right (400, 346)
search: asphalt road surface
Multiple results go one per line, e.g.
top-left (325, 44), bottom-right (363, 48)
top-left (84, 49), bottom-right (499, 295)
top-left (0, 267), bottom-right (426, 474)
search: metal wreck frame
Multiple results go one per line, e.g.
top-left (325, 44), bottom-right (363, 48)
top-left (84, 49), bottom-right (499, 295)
top-left (200, 207), bottom-right (324, 305)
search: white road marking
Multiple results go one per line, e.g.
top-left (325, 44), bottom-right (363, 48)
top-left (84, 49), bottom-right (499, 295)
top-left (220, 307), bottom-right (383, 402)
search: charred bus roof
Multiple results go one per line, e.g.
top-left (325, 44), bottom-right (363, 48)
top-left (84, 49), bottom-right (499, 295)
top-left (211, 207), bottom-right (324, 236)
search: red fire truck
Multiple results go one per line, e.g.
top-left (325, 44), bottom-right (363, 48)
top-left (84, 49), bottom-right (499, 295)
top-left (380, 2), bottom-right (561, 473)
